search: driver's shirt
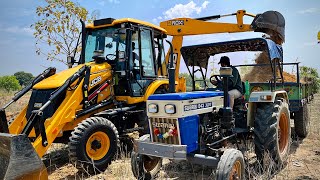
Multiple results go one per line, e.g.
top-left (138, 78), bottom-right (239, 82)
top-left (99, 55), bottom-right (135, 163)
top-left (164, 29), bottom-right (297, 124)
top-left (229, 66), bottom-right (243, 94)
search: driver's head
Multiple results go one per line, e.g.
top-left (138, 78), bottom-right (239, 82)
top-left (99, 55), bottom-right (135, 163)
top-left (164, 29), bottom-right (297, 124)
top-left (218, 56), bottom-right (230, 67)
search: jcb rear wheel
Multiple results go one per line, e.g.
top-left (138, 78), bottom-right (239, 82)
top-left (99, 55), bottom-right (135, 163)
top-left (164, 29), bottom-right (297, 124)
top-left (216, 149), bottom-right (245, 180)
top-left (254, 99), bottom-right (290, 168)
top-left (68, 117), bottom-right (119, 174)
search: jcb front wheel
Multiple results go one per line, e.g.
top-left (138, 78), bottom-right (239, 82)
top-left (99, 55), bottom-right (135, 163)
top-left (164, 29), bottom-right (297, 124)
top-left (68, 117), bottom-right (119, 174)
top-left (216, 149), bottom-right (245, 180)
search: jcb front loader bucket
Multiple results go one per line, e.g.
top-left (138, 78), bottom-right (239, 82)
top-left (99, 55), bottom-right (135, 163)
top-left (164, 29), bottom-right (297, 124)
top-left (0, 133), bottom-right (48, 180)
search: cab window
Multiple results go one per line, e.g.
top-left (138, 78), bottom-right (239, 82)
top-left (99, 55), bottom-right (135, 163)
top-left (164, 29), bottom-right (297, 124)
top-left (140, 29), bottom-right (156, 77)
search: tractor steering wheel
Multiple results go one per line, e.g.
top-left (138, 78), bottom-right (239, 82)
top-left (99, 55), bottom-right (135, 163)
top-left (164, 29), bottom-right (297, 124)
top-left (210, 75), bottom-right (221, 86)
top-left (106, 54), bottom-right (116, 61)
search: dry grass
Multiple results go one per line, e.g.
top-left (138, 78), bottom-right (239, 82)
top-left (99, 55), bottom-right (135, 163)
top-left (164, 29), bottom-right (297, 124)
top-left (271, 94), bottom-right (320, 180)
top-left (0, 89), bottom-right (30, 120)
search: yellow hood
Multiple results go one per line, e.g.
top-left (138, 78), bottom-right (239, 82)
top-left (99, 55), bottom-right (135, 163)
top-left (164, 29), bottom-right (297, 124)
top-left (33, 62), bottom-right (111, 89)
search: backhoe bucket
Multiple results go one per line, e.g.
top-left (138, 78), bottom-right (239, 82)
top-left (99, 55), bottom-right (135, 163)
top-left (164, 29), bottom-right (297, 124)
top-left (0, 133), bottom-right (48, 180)
top-left (251, 11), bottom-right (285, 43)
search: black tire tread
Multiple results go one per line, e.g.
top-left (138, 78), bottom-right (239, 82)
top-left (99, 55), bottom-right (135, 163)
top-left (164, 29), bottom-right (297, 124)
top-left (294, 104), bottom-right (309, 138)
top-left (68, 116), bottom-right (119, 174)
top-left (131, 134), bottom-right (162, 180)
top-left (216, 149), bottom-right (245, 180)
top-left (254, 99), bottom-right (290, 167)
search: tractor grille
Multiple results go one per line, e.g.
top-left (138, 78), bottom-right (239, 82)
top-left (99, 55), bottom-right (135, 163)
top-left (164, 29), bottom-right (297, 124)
top-left (149, 117), bottom-right (180, 145)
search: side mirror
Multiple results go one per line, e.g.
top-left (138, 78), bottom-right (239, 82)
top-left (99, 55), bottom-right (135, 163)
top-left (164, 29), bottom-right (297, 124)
top-left (67, 56), bottom-right (75, 68)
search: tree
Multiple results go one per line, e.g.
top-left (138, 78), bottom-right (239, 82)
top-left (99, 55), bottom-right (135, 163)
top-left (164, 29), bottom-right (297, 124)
top-left (14, 71), bottom-right (34, 86)
top-left (0, 76), bottom-right (21, 92)
top-left (33, 0), bottom-right (94, 65)
top-left (300, 66), bottom-right (320, 93)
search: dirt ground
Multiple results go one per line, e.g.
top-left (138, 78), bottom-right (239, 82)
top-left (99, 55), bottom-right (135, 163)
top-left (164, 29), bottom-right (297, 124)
top-left (1, 91), bottom-right (320, 180)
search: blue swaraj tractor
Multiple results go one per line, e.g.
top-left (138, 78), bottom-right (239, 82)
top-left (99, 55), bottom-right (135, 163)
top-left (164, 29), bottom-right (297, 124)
top-left (131, 38), bottom-right (291, 179)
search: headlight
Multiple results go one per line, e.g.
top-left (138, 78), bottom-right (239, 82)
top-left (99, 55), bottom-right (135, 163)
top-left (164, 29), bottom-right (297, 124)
top-left (164, 104), bottom-right (176, 114)
top-left (148, 103), bottom-right (158, 113)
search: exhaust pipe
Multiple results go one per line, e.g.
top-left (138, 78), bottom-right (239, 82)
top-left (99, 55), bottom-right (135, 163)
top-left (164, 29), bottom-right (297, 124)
top-left (166, 40), bottom-right (175, 93)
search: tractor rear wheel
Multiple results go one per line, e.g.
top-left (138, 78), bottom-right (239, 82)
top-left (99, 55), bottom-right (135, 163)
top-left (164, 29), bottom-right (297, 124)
top-left (254, 99), bottom-right (290, 168)
top-left (131, 134), bottom-right (162, 180)
top-left (294, 104), bottom-right (309, 138)
top-left (216, 149), bottom-right (245, 180)
top-left (68, 117), bottom-right (119, 174)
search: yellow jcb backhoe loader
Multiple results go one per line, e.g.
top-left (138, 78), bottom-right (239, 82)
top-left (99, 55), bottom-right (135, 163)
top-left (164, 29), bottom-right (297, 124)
top-left (0, 10), bottom-right (283, 179)
top-left (0, 18), bottom-right (184, 179)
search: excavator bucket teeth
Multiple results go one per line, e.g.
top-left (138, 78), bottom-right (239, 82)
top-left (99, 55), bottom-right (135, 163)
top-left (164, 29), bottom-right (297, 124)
top-left (251, 11), bottom-right (285, 42)
top-left (0, 133), bottom-right (48, 180)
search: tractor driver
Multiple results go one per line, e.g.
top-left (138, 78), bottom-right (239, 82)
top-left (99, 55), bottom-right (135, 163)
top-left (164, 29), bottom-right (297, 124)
top-left (211, 56), bottom-right (243, 109)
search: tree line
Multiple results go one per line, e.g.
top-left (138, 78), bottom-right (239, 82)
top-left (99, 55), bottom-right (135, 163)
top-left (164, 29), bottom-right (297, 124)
top-left (0, 72), bottom-right (34, 92)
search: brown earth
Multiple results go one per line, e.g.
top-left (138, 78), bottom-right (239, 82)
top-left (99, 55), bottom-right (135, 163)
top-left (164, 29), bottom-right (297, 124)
top-left (1, 91), bottom-right (320, 179)
top-left (243, 52), bottom-right (302, 83)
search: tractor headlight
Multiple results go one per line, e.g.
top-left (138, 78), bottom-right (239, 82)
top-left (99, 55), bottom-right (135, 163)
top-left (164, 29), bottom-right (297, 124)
top-left (164, 104), bottom-right (176, 114)
top-left (148, 103), bottom-right (158, 113)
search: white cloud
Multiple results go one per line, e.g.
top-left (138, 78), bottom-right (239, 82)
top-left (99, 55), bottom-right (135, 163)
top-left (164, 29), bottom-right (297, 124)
top-left (152, 18), bottom-right (157, 23)
top-left (108, 0), bottom-right (120, 4)
top-left (302, 42), bottom-right (316, 47)
top-left (298, 8), bottom-right (320, 14)
top-left (163, 1), bottom-right (210, 19)
top-left (0, 26), bottom-right (33, 36)
top-left (201, 1), bottom-right (209, 9)
top-left (98, 0), bottom-right (120, 6)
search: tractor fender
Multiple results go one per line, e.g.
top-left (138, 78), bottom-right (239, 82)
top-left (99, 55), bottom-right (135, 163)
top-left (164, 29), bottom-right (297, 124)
top-left (247, 90), bottom-right (289, 127)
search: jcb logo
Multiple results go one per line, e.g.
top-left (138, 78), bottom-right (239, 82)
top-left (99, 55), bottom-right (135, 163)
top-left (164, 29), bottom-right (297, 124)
top-left (168, 20), bottom-right (184, 26)
top-left (90, 76), bottom-right (102, 87)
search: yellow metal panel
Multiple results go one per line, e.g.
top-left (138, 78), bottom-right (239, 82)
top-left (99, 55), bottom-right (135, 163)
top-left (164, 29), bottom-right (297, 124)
top-left (115, 96), bottom-right (145, 104)
top-left (143, 79), bottom-right (169, 100)
top-left (318, 31), bottom-right (320, 41)
top-left (32, 80), bottom-right (85, 157)
top-left (162, 36), bottom-right (183, 82)
top-left (86, 18), bottom-right (167, 33)
top-left (33, 65), bottom-right (84, 89)
top-left (9, 105), bottom-right (28, 134)
top-left (160, 18), bottom-right (252, 36)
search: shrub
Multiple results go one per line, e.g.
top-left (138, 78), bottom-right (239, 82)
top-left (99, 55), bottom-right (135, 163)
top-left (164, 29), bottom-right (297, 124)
top-left (0, 76), bottom-right (21, 92)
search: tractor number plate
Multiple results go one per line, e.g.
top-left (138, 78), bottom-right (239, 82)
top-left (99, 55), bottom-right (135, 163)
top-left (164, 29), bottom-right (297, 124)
top-left (184, 102), bottom-right (212, 111)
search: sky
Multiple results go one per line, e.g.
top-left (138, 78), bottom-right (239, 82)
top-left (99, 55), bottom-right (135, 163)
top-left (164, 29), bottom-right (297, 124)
top-left (0, 0), bottom-right (319, 76)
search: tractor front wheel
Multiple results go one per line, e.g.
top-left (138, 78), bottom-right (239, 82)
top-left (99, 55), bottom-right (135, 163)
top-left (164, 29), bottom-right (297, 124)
top-left (131, 134), bottom-right (162, 180)
top-left (68, 117), bottom-right (119, 174)
top-left (216, 149), bottom-right (245, 180)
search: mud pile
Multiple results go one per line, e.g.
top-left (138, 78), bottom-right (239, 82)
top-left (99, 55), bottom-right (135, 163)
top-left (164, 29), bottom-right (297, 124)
top-left (242, 52), bottom-right (298, 83)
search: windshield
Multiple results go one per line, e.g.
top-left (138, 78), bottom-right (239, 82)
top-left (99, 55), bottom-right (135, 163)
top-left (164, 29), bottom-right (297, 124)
top-left (84, 28), bottom-right (126, 63)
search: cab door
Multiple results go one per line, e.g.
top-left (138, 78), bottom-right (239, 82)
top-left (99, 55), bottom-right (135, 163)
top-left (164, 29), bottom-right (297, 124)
top-left (130, 27), bottom-right (157, 96)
